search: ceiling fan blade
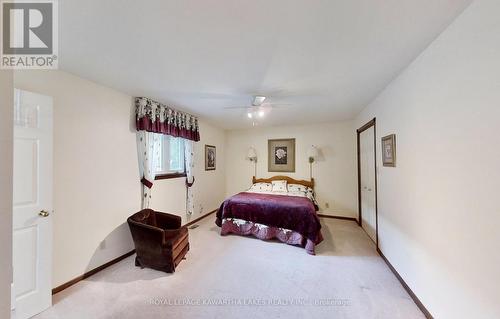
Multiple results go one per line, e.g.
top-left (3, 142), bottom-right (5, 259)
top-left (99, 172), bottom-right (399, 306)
top-left (222, 106), bottom-right (252, 110)
top-left (252, 96), bottom-right (266, 106)
top-left (260, 103), bottom-right (295, 109)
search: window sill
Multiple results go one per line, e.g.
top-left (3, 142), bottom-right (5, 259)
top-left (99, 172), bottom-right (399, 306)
top-left (155, 172), bottom-right (187, 180)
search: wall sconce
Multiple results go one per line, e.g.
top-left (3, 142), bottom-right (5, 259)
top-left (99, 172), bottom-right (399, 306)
top-left (307, 145), bottom-right (319, 179)
top-left (247, 147), bottom-right (258, 177)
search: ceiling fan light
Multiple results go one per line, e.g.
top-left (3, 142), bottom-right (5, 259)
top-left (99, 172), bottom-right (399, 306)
top-left (247, 112), bottom-right (253, 119)
top-left (258, 110), bottom-right (265, 117)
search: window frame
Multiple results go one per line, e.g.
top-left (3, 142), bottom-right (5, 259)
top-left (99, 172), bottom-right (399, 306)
top-left (154, 135), bottom-right (187, 180)
top-left (155, 171), bottom-right (186, 180)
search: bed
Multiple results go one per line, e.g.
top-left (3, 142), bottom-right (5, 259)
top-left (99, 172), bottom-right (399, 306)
top-left (215, 176), bottom-right (323, 255)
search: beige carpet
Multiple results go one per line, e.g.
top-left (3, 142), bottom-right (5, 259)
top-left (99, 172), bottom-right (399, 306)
top-left (35, 217), bottom-right (424, 319)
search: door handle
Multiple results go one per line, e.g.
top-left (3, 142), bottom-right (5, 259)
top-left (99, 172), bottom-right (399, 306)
top-left (39, 210), bottom-right (50, 217)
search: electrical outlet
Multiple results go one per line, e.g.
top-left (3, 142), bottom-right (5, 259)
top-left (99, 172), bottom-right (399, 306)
top-left (325, 202), bottom-right (330, 209)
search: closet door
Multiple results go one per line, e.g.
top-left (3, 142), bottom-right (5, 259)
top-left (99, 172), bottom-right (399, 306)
top-left (360, 126), bottom-right (376, 242)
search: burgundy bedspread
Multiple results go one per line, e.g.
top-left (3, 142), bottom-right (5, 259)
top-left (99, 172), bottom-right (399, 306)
top-left (215, 192), bottom-right (322, 245)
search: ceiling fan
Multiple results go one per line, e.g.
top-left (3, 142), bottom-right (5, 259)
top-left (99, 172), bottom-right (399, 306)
top-left (223, 95), bottom-right (291, 120)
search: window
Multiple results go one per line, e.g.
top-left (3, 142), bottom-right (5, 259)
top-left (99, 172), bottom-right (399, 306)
top-left (155, 135), bottom-right (186, 179)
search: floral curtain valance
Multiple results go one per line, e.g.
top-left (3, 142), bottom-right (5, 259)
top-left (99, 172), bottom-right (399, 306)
top-left (135, 97), bottom-right (200, 142)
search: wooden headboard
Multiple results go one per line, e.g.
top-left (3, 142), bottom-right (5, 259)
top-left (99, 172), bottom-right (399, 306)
top-left (252, 176), bottom-right (314, 189)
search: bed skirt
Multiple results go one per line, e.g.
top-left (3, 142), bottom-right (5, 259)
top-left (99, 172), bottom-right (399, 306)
top-left (220, 218), bottom-right (322, 255)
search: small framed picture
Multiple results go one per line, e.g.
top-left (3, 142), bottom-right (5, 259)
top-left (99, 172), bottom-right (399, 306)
top-left (268, 138), bottom-right (295, 172)
top-left (381, 134), bottom-right (396, 167)
top-left (205, 145), bottom-right (216, 171)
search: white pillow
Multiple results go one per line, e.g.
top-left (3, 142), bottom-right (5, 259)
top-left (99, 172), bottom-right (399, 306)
top-left (249, 182), bottom-right (272, 192)
top-left (271, 180), bottom-right (288, 192)
top-left (305, 187), bottom-right (319, 207)
top-left (288, 183), bottom-right (308, 193)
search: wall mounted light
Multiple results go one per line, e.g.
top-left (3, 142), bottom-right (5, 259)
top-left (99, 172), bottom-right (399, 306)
top-left (247, 147), bottom-right (258, 177)
top-left (307, 145), bottom-right (319, 179)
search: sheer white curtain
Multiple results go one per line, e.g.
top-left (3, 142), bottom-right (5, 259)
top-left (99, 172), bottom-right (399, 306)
top-left (184, 140), bottom-right (195, 215)
top-left (137, 131), bottom-right (161, 209)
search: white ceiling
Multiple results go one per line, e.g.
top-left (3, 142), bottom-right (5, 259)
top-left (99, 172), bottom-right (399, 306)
top-left (59, 0), bottom-right (471, 129)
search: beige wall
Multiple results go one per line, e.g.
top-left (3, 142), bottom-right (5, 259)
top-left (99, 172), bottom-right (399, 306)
top-left (0, 71), bottom-right (13, 318)
top-left (225, 121), bottom-right (357, 218)
top-left (13, 70), bottom-right (226, 288)
top-left (151, 120), bottom-right (226, 224)
top-left (355, 0), bottom-right (500, 317)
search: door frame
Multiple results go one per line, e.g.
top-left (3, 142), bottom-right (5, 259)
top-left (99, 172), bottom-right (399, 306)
top-left (357, 118), bottom-right (379, 249)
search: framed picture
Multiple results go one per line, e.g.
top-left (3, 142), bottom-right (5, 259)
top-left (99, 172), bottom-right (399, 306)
top-left (268, 138), bottom-right (295, 172)
top-left (205, 145), bottom-right (216, 171)
top-left (381, 134), bottom-right (396, 167)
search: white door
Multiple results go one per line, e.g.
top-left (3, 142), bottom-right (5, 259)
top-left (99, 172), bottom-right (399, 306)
top-left (360, 126), bottom-right (377, 243)
top-left (12, 89), bottom-right (53, 319)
